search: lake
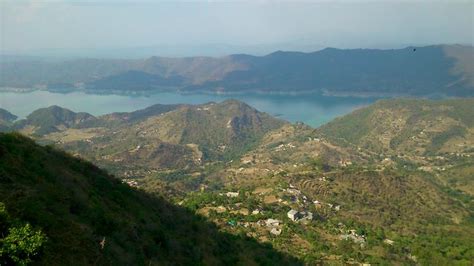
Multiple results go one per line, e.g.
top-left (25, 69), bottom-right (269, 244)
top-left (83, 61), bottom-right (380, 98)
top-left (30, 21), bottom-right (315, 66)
top-left (0, 90), bottom-right (376, 127)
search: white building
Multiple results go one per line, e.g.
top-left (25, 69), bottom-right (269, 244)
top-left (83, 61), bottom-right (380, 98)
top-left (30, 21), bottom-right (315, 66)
top-left (287, 210), bottom-right (300, 221)
top-left (265, 218), bottom-right (281, 227)
top-left (287, 210), bottom-right (313, 222)
top-left (225, 192), bottom-right (239, 198)
top-left (270, 228), bottom-right (282, 236)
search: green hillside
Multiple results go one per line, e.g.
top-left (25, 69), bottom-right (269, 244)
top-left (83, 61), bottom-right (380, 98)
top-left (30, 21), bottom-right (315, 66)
top-left (1, 98), bottom-right (473, 265)
top-left (151, 100), bottom-right (287, 159)
top-left (48, 100), bottom-right (287, 178)
top-left (14, 106), bottom-right (97, 135)
top-left (318, 98), bottom-right (474, 156)
top-left (0, 133), bottom-right (300, 265)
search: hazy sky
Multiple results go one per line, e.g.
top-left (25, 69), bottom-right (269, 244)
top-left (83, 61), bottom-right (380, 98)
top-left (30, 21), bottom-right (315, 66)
top-left (1, 0), bottom-right (473, 56)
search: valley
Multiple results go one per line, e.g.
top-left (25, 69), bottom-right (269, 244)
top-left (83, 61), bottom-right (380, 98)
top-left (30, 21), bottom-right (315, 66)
top-left (1, 98), bottom-right (473, 264)
top-left (2, 1), bottom-right (473, 265)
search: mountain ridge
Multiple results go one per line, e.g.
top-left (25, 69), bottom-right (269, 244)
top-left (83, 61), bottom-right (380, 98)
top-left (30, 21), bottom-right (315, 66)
top-left (1, 45), bottom-right (473, 97)
top-left (6, 100), bottom-right (286, 175)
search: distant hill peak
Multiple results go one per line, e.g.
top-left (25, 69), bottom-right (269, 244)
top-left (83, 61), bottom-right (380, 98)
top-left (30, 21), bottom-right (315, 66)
top-left (318, 98), bottom-right (474, 156)
top-left (19, 105), bottom-right (97, 135)
top-left (0, 108), bottom-right (17, 123)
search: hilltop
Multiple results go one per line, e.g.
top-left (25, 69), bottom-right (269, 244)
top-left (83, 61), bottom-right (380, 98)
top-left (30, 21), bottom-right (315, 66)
top-left (0, 133), bottom-right (299, 265)
top-left (9, 100), bottom-right (286, 177)
top-left (318, 98), bottom-right (474, 157)
top-left (317, 98), bottom-right (474, 196)
top-left (0, 108), bottom-right (16, 123)
top-left (13, 105), bottom-right (97, 135)
top-left (1, 45), bottom-right (473, 97)
top-left (0, 108), bottom-right (17, 131)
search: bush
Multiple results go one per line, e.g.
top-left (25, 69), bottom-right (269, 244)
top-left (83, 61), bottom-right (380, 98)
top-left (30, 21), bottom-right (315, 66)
top-left (0, 202), bottom-right (47, 265)
top-left (1, 223), bottom-right (47, 265)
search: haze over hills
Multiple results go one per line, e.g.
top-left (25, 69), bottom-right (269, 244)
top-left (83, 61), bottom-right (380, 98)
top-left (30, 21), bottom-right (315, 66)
top-left (0, 42), bottom-right (327, 59)
top-left (1, 45), bottom-right (473, 97)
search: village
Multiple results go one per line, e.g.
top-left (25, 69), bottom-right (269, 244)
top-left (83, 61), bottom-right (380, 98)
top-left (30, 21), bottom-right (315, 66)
top-left (177, 175), bottom-right (376, 255)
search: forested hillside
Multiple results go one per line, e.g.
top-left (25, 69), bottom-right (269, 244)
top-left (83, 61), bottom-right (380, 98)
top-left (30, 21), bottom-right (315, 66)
top-left (0, 133), bottom-right (299, 265)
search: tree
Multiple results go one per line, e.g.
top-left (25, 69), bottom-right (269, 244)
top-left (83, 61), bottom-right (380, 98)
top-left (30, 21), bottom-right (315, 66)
top-left (0, 202), bottom-right (47, 265)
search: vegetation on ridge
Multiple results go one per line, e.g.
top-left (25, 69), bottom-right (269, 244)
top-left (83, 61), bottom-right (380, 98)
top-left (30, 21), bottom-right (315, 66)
top-left (0, 133), bottom-right (300, 265)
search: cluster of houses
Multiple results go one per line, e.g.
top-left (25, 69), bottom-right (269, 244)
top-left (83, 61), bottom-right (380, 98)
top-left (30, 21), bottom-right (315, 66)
top-left (219, 191), bottom-right (240, 198)
top-left (225, 214), bottom-right (284, 236)
top-left (339, 229), bottom-right (366, 247)
top-left (130, 145), bottom-right (142, 152)
top-left (326, 203), bottom-right (341, 211)
top-left (260, 218), bottom-right (282, 236)
top-left (284, 184), bottom-right (311, 204)
top-left (318, 176), bottom-right (328, 182)
top-left (339, 159), bottom-right (353, 167)
top-left (284, 184), bottom-right (341, 213)
top-left (121, 169), bottom-right (155, 178)
top-left (212, 187), bottom-right (346, 238)
top-left (122, 179), bottom-right (139, 188)
top-left (287, 209), bottom-right (313, 222)
top-left (312, 200), bottom-right (340, 211)
top-left (274, 142), bottom-right (296, 152)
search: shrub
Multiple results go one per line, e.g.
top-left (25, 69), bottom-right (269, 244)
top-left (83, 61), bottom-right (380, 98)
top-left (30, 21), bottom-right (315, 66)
top-left (1, 223), bottom-right (47, 265)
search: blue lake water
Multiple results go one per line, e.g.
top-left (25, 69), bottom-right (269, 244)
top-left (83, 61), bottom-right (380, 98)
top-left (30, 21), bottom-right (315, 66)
top-left (0, 90), bottom-right (377, 127)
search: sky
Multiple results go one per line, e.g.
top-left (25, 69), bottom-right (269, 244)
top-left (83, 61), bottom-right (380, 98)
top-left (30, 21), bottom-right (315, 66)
top-left (1, 0), bottom-right (473, 57)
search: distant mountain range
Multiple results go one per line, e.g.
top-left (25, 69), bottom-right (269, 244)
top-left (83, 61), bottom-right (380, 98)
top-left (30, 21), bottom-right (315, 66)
top-left (1, 45), bottom-right (473, 97)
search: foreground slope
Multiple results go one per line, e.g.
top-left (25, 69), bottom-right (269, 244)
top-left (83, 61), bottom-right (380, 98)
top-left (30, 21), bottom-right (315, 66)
top-left (0, 133), bottom-right (300, 265)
